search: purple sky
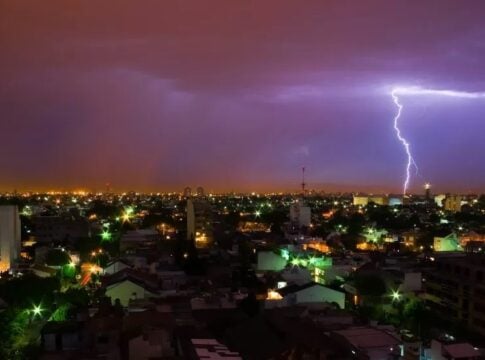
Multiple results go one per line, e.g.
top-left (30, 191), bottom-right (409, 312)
top-left (1, 1), bottom-right (485, 193)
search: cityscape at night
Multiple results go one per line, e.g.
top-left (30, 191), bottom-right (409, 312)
top-left (1, 1), bottom-right (485, 359)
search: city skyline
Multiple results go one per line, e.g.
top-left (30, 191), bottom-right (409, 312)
top-left (2, 1), bottom-right (485, 193)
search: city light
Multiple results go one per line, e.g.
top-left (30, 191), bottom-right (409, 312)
top-left (280, 249), bottom-right (290, 260)
top-left (100, 229), bottom-right (112, 242)
top-left (32, 304), bottom-right (43, 317)
top-left (391, 290), bottom-right (401, 302)
top-left (121, 206), bottom-right (135, 222)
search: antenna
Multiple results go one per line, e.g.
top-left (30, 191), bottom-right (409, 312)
top-left (301, 167), bottom-right (306, 195)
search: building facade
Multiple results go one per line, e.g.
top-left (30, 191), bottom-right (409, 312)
top-left (444, 195), bottom-right (463, 212)
top-left (186, 199), bottom-right (213, 248)
top-left (289, 199), bottom-right (311, 228)
top-left (425, 255), bottom-right (485, 336)
top-left (0, 205), bottom-right (21, 272)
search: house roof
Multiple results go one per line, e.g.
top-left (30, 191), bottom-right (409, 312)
top-left (223, 316), bottom-right (289, 359)
top-left (123, 310), bottom-right (175, 333)
top-left (277, 282), bottom-right (324, 297)
top-left (105, 258), bottom-right (132, 268)
top-left (42, 321), bottom-right (84, 334)
top-left (443, 343), bottom-right (480, 359)
top-left (334, 327), bottom-right (400, 349)
top-left (31, 264), bottom-right (58, 275)
top-left (103, 268), bottom-right (159, 294)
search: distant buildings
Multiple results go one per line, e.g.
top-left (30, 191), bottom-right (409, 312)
top-left (196, 186), bottom-right (205, 197)
top-left (183, 187), bottom-right (192, 198)
top-left (425, 183), bottom-right (432, 201)
top-left (0, 205), bottom-right (21, 272)
top-left (352, 195), bottom-right (403, 206)
top-left (444, 195), bottom-right (463, 212)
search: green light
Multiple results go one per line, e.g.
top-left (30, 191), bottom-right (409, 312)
top-left (391, 290), bottom-right (401, 301)
top-left (32, 304), bottom-right (43, 317)
top-left (21, 206), bottom-right (33, 216)
top-left (290, 258), bottom-right (300, 266)
top-left (281, 249), bottom-right (290, 260)
top-left (254, 210), bottom-right (261, 218)
top-left (63, 262), bottom-right (76, 277)
top-left (125, 206), bottom-right (134, 215)
top-left (100, 229), bottom-right (112, 242)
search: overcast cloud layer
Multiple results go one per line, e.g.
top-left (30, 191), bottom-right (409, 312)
top-left (1, 1), bottom-right (485, 193)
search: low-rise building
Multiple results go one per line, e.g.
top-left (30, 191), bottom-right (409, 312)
top-left (120, 229), bottom-right (159, 252)
top-left (425, 339), bottom-right (483, 360)
top-left (331, 326), bottom-right (402, 360)
top-left (266, 282), bottom-right (345, 309)
top-left (103, 270), bottom-right (160, 306)
top-left (103, 259), bottom-right (132, 275)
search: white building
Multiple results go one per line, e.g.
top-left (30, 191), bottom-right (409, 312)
top-left (0, 206), bottom-right (21, 272)
top-left (104, 271), bottom-right (159, 306)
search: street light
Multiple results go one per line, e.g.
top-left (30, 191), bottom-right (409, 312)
top-left (391, 290), bottom-right (401, 302)
top-left (32, 304), bottom-right (43, 317)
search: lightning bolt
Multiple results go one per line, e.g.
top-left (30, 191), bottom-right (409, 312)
top-left (391, 89), bottom-right (416, 195)
top-left (391, 86), bottom-right (485, 195)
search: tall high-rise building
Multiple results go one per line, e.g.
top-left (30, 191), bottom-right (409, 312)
top-left (289, 199), bottom-right (311, 228)
top-left (424, 183), bottom-right (431, 201)
top-left (196, 186), bottom-right (205, 197)
top-left (186, 198), bottom-right (213, 248)
top-left (0, 205), bottom-right (21, 272)
top-left (183, 187), bottom-right (192, 198)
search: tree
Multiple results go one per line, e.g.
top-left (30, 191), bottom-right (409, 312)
top-left (354, 274), bottom-right (387, 297)
top-left (0, 274), bottom-right (60, 306)
top-left (59, 288), bottom-right (90, 308)
top-left (45, 249), bottom-right (70, 266)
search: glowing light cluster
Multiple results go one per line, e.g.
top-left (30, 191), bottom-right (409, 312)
top-left (391, 86), bottom-right (485, 195)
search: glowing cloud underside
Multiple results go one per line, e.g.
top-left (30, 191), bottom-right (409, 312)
top-left (391, 86), bottom-right (485, 195)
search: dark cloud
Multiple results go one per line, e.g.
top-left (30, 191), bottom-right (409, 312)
top-left (1, 0), bottom-right (485, 192)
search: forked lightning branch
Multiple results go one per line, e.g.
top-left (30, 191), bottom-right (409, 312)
top-left (391, 86), bottom-right (485, 195)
